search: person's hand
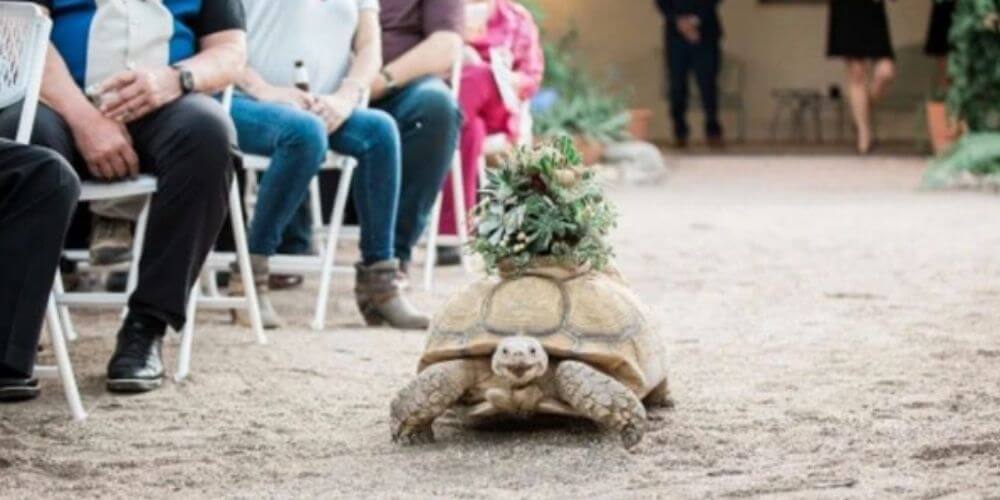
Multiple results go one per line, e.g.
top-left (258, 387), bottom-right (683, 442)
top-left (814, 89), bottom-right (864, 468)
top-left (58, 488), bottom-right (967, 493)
top-left (255, 84), bottom-right (315, 109)
top-left (309, 91), bottom-right (355, 134)
top-left (97, 67), bottom-right (183, 123)
top-left (676, 15), bottom-right (701, 44)
top-left (68, 109), bottom-right (140, 180)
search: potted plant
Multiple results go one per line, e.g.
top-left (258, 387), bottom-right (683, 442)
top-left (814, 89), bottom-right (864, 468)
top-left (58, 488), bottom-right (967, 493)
top-left (925, 86), bottom-right (961, 155)
top-left (923, 0), bottom-right (1000, 187)
top-left (471, 136), bottom-right (616, 275)
top-left (627, 108), bottom-right (653, 142)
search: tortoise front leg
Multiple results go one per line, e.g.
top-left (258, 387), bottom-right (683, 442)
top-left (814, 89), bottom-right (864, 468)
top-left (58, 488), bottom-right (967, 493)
top-left (554, 361), bottom-right (647, 449)
top-left (390, 360), bottom-right (476, 444)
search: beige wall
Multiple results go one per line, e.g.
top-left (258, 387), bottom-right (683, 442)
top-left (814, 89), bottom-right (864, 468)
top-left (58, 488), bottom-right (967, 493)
top-left (536, 0), bottom-right (934, 143)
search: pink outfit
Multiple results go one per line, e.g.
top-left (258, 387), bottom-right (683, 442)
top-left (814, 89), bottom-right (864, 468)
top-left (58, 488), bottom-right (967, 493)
top-left (439, 0), bottom-right (543, 236)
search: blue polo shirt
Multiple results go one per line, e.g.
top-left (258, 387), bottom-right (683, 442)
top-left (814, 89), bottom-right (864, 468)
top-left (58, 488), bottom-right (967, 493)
top-left (19, 0), bottom-right (244, 89)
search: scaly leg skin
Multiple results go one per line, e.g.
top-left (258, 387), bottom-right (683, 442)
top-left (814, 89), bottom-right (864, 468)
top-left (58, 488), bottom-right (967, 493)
top-left (390, 360), bottom-right (476, 445)
top-left (554, 361), bottom-right (647, 449)
top-left (643, 379), bottom-right (674, 409)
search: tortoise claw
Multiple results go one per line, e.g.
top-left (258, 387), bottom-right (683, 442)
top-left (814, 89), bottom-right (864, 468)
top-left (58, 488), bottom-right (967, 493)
top-left (620, 423), bottom-right (644, 450)
top-left (393, 426), bottom-right (435, 445)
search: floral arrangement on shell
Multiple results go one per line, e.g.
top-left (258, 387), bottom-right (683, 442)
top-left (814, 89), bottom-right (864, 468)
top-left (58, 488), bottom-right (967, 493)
top-left (471, 136), bottom-right (617, 276)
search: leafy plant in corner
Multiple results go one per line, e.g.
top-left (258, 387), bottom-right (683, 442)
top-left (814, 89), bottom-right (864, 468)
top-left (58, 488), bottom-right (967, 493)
top-left (923, 0), bottom-right (1000, 187)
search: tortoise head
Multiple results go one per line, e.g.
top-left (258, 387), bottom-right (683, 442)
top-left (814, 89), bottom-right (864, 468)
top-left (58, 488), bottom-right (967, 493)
top-left (491, 336), bottom-right (548, 386)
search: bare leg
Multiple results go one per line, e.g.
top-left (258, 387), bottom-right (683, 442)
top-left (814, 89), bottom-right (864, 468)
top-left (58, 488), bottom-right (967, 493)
top-left (390, 360), bottom-right (477, 444)
top-left (554, 360), bottom-right (647, 449)
top-left (869, 58), bottom-right (896, 102)
top-left (844, 59), bottom-right (872, 154)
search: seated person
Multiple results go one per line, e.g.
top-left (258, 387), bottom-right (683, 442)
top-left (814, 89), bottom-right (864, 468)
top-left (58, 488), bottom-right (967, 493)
top-left (368, 0), bottom-right (465, 273)
top-left (0, 0), bottom-right (247, 394)
top-left (232, 0), bottom-right (428, 329)
top-left (436, 0), bottom-right (543, 265)
top-left (0, 140), bottom-right (79, 402)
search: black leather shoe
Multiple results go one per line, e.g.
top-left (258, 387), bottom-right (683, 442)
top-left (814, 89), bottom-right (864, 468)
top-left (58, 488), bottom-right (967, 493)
top-left (106, 320), bottom-right (165, 393)
top-left (0, 378), bottom-right (39, 402)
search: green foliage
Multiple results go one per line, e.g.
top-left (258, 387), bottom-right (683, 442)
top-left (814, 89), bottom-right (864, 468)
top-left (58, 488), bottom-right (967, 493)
top-left (947, 0), bottom-right (1000, 132)
top-left (924, 0), bottom-right (1000, 184)
top-left (471, 136), bottom-right (617, 275)
top-left (532, 29), bottom-right (631, 144)
top-left (923, 133), bottom-right (1000, 187)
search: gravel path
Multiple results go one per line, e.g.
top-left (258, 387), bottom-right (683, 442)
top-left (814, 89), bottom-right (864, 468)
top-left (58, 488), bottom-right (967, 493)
top-left (3, 155), bottom-right (999, 499)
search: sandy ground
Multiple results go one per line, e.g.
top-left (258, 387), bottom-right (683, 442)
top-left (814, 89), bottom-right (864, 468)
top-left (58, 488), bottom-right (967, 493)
top-left (4, 155), bottom-right (1000, 499)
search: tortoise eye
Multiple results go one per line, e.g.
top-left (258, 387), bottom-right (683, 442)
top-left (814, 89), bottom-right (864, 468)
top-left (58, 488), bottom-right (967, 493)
top-left (502, 348), bottom-right (509, 355)
top-left (529, 348), bottom-right (537, 355)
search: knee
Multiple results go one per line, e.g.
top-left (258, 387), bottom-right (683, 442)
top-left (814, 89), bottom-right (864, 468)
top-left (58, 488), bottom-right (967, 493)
top-left (874, 60), bottom-right (895, 82)
top-left (277, 111), bottom-right (329, 165)
top-left (166, 96), bottom-right (236, 184)
top-left (845, 62), bottom-right (867, 83)
top-left (356, 109), bottom-right (400, 152)
top-left (411, 81), bottom-right (462, 131)
top-left (23, 146), bottom-right (80, 211)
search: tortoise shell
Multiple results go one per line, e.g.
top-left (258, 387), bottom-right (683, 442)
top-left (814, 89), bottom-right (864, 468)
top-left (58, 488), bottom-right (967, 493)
top-left (420, 264), bottom-right (668, 397)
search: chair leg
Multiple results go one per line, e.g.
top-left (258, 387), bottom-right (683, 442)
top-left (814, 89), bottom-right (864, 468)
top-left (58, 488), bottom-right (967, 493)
top-left (309, 177), bottom-right (325, 255)
top-left (228, 180), bottom-right (267, 345)
top-left (201, 268), bottom-right (221, 298)
top-left (424, 194), bottom-right (443, 291)
top-left (175, 279), bottom-right (199, 382)
top-left (121, 197), bottom-right (152, 319)
top-left (51, 271), bottom-right (77, 342)
top-left (244, 170), bottom-right (258, 223)
top-left (46, 294), bottom-right (86, 421)
top-left (449, 153), bottom-right (472, 273)
top-left (312, 164), bottom-right (353, 331)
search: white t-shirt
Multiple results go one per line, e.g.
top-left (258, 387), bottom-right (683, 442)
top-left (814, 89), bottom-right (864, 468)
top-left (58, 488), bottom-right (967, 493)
top-left (242, 0), bottom-right (380, 95)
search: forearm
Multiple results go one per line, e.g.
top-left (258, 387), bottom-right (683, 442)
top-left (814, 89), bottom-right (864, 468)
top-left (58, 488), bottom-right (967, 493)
top-left (384, 31), bottom-right (462, 87)
top-left (238, 65), bottom-right (274, 99)
top-left (339, 12), bottom-right (382, 96)
top-left (39, 45), bottom-right (101, 129)
top-left (178, 30), bottom-right (247, 93)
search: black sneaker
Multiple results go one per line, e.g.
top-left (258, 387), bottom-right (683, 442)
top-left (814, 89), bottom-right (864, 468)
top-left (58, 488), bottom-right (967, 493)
top-left (0, 377), bottom-right (40, 402)
top-left (106, 317), bottom-right (165, 393)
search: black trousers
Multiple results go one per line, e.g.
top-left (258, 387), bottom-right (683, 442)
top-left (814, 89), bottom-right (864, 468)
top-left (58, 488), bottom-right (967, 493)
top-left (666, 33), bottom-right (722, 141)
top-left (0, 140), bottom-right (80, 378)
top-left (0, 95), bottom-right (235, 331)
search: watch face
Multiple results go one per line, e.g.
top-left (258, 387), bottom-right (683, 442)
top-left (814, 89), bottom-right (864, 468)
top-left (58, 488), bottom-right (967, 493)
top-left (180, 70), bottom-right (195, 93)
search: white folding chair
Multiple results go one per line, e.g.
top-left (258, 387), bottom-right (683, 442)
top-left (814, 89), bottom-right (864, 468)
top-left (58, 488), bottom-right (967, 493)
top-left (423, 54), bottom-right (472, 291)
top-left (55, 88), bottom-right (266, 384)
top-left (237, 152), bottom-right (357, 331)
top-left (0, 1), bottom-right (84, 421)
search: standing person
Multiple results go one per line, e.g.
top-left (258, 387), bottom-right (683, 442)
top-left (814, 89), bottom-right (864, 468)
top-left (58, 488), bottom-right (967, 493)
top-left (233, 0), bottom-right (430, 329)
top-left (371, 0), bottom-right (464, 274)
top-left (925, 0), bottom-right (957, 88)
top-left (434, 0), bottom-right (543, 266)
top-left (0, 0), bottom-right (247, 393)
top-left (0, 141), bottom-right (79, 402)
top-left (827, 0), bottom-right (896, 154)
top-left (655, 0), bottom-right (724, 149)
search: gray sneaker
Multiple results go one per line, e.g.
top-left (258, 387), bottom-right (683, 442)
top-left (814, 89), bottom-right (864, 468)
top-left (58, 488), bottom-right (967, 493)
top-left (90, 216), bottom-right (133, 266)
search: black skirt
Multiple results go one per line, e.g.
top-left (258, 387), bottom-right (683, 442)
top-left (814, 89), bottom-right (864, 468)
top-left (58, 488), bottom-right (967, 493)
top-left (827, 0), bottom-right (895, 60)
top-left (924, 0), bottom-right (956, 56)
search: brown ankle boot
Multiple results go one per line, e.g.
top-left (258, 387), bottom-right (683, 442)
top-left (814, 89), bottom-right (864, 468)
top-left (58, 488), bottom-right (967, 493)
top-left (229, 255), bottom-right (284, 329)
top-left (355, 259), bottom-right (429, 330)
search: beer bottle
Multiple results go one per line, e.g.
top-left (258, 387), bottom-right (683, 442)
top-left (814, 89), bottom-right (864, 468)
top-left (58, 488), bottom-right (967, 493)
top-left (294, 60), bottom-right (311, 92)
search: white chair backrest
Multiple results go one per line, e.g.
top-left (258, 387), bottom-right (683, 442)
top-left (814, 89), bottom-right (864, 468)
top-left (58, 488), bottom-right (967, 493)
top-left (0, 2), bottom-right (52, 144)
top-left (449, 45), bottom-right (463, 99)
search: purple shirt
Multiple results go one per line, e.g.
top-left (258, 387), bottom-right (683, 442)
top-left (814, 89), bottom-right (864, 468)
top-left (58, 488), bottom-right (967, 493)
top-left (380, 0), bottom-right (464, 63)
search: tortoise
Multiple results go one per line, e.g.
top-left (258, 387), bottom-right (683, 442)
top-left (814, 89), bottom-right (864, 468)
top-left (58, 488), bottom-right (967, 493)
top-left (389, 264), bottom-right (671, 448)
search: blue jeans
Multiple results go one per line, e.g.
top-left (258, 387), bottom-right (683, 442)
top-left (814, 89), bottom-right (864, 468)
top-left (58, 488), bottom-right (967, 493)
top-left (231, 94), bottom-right (401, 264)
top-left (372, 76), bottom-right (461, 262)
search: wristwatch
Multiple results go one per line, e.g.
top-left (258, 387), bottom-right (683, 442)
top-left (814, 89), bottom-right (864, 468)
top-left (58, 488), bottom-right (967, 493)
top-left (379, 67), bottom-right (397, 91)
top-left (172, 65), bottom-right (196, 94)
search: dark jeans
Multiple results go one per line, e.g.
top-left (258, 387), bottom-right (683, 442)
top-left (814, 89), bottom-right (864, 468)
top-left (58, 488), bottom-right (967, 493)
top-left (0, 95), bottom-right (235, 331)
top-left (666, 34), bottom-right (722, 141)
top-left (367, 76), bottom-right (460, 262)
top-left (0, 140), bottom-right (80, 378)
top-left (231, 94), bottom-right (402, 263)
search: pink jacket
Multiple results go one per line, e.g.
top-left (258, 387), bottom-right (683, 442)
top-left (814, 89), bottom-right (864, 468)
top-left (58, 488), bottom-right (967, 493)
top-left (468, 0), bottom-right (544, 100)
